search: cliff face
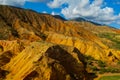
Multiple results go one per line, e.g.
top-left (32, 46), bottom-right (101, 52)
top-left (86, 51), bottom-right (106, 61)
top-left (0, 41), bottom-right (90, 80)
top-left (0, 41), bottom-right (93, 80)
top-left (0, 5), bottom-right (120, 80)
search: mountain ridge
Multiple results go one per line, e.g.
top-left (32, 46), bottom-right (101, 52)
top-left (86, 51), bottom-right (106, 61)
top-left (0, 5), bottom-right (120, 80)
top-left (71, 17), bottom-right (109, 27)
top-left (0, 5), bottom-right (120, 61)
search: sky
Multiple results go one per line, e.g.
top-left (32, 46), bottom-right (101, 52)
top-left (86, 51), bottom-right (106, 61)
top-left (0, 0), bottom-right (120, 28)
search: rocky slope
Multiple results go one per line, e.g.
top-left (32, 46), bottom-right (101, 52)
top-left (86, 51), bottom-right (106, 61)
top-left (0, 41), bottom-right (90, 80)
top-left (0, 5), bottom-right (110, 60)
top-left (0, 5), bottom-right (120, 80)
top-left (68, 21), bottom-right (120, 50)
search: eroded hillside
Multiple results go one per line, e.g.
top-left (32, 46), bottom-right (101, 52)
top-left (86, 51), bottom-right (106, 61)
top-left (0, 5), bottom-right (120, 80)
top-left (68, 21), bottom-right (120, 50)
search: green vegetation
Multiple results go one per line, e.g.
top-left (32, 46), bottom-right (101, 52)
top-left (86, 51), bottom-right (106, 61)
top-left (99, 75), bottom-right (120, 80)
top-left (84, 55), bottom-right (120, 74)
top-left (98, 33), bottom-right (120, 50)
top-left (99, 67), bottom-right (119, 74)
top-left (117, 60), bottom-right (120, 65)
top-left (98, 60), bottom-right (106, 67)
top-left (90, 66), bottom-right (98, 71)
top-left (85, 55), bottom-right (95, 65)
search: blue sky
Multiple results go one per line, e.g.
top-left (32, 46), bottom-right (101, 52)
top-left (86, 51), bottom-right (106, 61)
top-left (23, 0), bottom-right (120, 28)
top-left (23, 1), bottom-right (64, 17)
top-left (24, 0), bottom-right (120, 16)
top-left (0, 0), bottom-right (120, 28)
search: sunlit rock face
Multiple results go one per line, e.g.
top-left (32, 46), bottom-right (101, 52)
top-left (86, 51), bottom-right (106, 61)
top-left (1, 42), bottom-right (89, 80)
top-left (0, 5), bottom-right (120, 80)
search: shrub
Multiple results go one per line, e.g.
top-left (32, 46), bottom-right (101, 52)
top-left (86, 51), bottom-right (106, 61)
top-left (90, 66), bottom-right (98, 71)
top-left (99, 67), bottom-right (106, 74)
top-left (99, 67), bottom-right (120, 74)
top-left (97, 60), bottom-right (106, 67)
top-left (117, 60), bottom-right (120, 65)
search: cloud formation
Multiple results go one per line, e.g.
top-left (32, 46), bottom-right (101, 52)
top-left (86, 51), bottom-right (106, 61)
top-left (0, 0), bottom-right (25, 7)
top-left (48, 0), bottom-right (120, 24)
top-left (0, 0), bottom-right (120, 25)
top-left (0, 0), bottom-right (49, 7)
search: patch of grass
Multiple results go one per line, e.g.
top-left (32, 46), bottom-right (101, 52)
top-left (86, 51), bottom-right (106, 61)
top-left (99, 75), bottom-right (120, 80)
top-left (99, 67), bottom-right (120, 74)
top-left (97, 33), bottom-right (120, 50)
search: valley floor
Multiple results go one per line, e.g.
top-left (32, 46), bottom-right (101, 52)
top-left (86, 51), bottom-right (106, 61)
top-left (94, 73), bottom-right (120, 80)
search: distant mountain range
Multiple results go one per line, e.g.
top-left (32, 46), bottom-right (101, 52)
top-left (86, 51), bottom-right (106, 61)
top-left (71, 17), bottom-right (105, 26)
top-left (53, 15), bottom-right (67, 21)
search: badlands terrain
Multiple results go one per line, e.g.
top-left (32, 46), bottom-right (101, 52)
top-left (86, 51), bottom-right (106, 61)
top-left (0, 5), bottom-right (120, 80)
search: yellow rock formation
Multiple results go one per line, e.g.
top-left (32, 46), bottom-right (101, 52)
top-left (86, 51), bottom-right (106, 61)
top-left (0, 5), bottom-right (120, 80)
top-left (1, 41), bottom-right (89, 80)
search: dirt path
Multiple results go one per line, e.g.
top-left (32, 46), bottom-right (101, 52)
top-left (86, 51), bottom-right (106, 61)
top-left (94, 73), bottom-right (120, 80)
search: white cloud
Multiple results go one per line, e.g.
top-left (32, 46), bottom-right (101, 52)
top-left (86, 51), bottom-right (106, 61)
top-left (26, 0), bottom-right (49, 2)
top-left (0, 0), bottom-right (25, 7)
top-left (42, 11), bottom-right (47, 13)
top-left (47, 0), bottom-right (67, 8)
top-left (47, 0), bottom-right (120, 24)
top-left (51, 11), bottom-right (60, 15)
top-left (51, 11), bottom-right (55, 15)
top-left (0, 0), bottom-right (50, 7)
top-left (116, 14), bottom-right (120, 24)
